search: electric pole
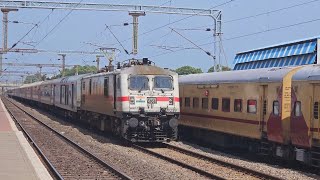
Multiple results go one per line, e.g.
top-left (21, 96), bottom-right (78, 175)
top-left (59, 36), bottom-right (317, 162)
top-left (58, 54), bottom-right (66, 77)
top-left (129, 11), bottom-right (145, 55)
top-left (1, 8), bottom-right (18, 75)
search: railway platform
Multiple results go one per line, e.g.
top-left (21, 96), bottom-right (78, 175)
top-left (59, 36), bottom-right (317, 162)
top-left (0, 99), bottom-right (52, 180)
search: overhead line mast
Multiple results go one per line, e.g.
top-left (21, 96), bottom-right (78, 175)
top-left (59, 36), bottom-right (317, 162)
top-left (0, 0), bottom-right (222, 56)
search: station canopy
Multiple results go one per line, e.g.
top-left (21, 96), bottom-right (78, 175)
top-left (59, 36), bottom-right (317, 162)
top-left (233, 37), bottom-right (319, 70)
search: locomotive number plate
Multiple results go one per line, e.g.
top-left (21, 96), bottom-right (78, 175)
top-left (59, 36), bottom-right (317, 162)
top-left (147, 97), bottom-right (157, 104)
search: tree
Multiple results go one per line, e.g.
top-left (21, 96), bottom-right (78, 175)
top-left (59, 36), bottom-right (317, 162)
top-left (207, 65), bottom-right (231, 73)
top-left (50, 65), bottom-right (97, 79)
top-left (24, 73), bottom-right (47, 84)
top-left (175, 66), bottom-right (203, 75)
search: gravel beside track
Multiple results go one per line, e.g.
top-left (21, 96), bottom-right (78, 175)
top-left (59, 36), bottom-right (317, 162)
top-left (7, 98), bottom-right (206, 180)
top-left (169, 141), bottom-right (319, 180)
top-left (3, 98), bottom-right (130, 180)
top-left (147, 147), bottom-right (261, 179)
top-left (7, 97), bottom-right (319, 180)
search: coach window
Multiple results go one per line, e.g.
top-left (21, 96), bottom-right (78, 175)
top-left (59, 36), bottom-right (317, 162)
top-left (273, 101), bottom-right (279, 116)
top-left (180, 98), bottom-right (183, 107)
top-left (193, 97), bottom-right (199, 108)
top-left (247, 100), bottom-right (257, 113)
top-left (212, 98), bottom-right (219, 110)
top-left (185, 97), bottom-right (190, 107)
top-left (234, 99), bottom-right (242, 112)
top-left (314, 102), bottom-right (319, 119)
top-left (294, 101), bottom-right (302, 117)
top-left (104, 77), bottom-right (109, 97)
top-left (202, 98), bottom-right (208, 109)
top-left (222, 98), bottom-right (230, 112)
top-left (82, 82), bottom-right (85, 91)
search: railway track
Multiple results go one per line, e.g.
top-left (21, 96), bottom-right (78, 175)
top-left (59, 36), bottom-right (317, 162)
top-left (132, 143), bottom-right (282, 180)
top-left (2, 97), bottom-right (132, 180)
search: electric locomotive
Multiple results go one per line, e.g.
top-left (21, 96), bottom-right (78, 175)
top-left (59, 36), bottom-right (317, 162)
top-left (8, 58), bottom-right (180, 143)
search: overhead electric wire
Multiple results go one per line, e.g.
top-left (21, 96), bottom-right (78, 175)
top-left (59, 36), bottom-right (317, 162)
top-left (6, 9), bottom-right (55, 52)
top-left (188, 0), bottom-right (320, 30)
top-left (150, 16), bottom-right (320, 58)
top-left (110, 0), bottom-right (235, 47)
top-left (105, 25), bottom-right (129, 55)
top-left (34, 0), bottom-right (84, 47)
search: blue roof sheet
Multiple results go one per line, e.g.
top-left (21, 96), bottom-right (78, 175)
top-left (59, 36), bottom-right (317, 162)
top-left (233, 37), bottom-right (318, 71)
top-left (234, 54), bottom-right (316, 70)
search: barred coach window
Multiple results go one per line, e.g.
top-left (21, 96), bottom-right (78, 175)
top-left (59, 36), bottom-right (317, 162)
top-left (212, 98), bottom-right (219, 110)
top-left (234, 99), bottom-right (242, 112)
top-left (294, 101), bottom-right (302, 117)
top-left (247, 100), bottom-right (257, 113)
top-left (273, 101), bottom-right (279, 116)
top-left (202, 98), bottom-right (208, 109)
top-left (222, 98), bottom-right (230, 112)
top-left (193, 97), bottom-right (199, 108)
top-left (185, 97), bottom-right (190, 107)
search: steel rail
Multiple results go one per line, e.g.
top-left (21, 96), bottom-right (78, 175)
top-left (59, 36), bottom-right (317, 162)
top-left (131, 144), bottom-right (226, 180)
top-left (164, 143), bottom-right (283, 180)
top-left (3, 97), bottom-right (133, 180)
top-left (2, 98), bottom-right (63, 180)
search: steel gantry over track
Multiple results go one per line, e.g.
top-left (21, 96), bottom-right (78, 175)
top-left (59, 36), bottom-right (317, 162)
top-left (0, 0), bottom-right (222, 54)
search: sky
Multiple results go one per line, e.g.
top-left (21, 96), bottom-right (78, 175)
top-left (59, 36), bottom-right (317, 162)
top-left (1, 0), bottom-right (320, 82)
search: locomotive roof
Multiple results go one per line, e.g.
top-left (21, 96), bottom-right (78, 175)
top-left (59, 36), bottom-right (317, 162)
top-left (179, 66), bottom-right (296, 84)
top-left (120, 65), bottom-right (176, 75)
top-left (82, 65), bottom-right (176, 79)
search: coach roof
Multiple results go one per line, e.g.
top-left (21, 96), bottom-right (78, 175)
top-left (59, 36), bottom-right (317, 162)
top-left (179, 66), bottom-right (295, 84)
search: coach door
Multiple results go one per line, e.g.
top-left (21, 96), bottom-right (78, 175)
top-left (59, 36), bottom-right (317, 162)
top-left (260, 85), bottom-right (268, 133)
top-left (312, 85), bottom-right (320, 138)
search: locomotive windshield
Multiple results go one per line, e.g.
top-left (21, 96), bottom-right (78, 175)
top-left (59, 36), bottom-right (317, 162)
top-left (129, 75), bottom-right (149, 91)
top-left (154, 76), bottom-right (173, 90)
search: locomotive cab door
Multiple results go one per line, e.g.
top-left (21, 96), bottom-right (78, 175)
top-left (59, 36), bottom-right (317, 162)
top-left (113, 75), bottom-right (117, 110)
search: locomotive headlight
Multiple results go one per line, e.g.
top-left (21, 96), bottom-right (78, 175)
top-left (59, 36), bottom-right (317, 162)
top-left (128, 118), bottom-right (139, 128)
top-left (130, 96), bottom-right (135, 105)
top-left (169, 118), bottom-right (178, 128)
top-left (169, 97), bottom-right (174, 105)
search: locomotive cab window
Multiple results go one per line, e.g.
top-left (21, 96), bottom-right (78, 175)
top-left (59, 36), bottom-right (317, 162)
top-left (129, 75), bottom-right (149, 91)
top-left (314, 102), bottom-right (319, 119)
top-left (154, 76), bottom-right (173, 91)
top-left (185, 97), bottom-right (190, 107)
top-left (212, 98), bottom-right (219, 110)
top-left (202, 98), bottom-right (208, 109)
top-left (273, 101), bottom-right (279, 116)
top-left (247, 100), bottom-right (257, 113)
top-left (234, 99), bottom-right (242, 112)
top-left (193, 97), bottom-right (199, 108)
top-left (222, 98), bottom-right (230, 112)
top-left (294, 101), bottom-right (302, 117)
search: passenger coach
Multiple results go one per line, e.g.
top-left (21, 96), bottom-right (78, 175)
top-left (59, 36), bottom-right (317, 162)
top-left (179, 65), bottom-right (320, 167)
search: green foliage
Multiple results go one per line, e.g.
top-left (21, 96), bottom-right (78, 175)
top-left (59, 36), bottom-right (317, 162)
top-left (175, 66), bottom-right (203, 75)
top-left (50, 65), bottom-right (97, 79)
top-left (207, 65), bottom-right (231, 72)
top-left (24, 73), bottom-right (47, 84)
